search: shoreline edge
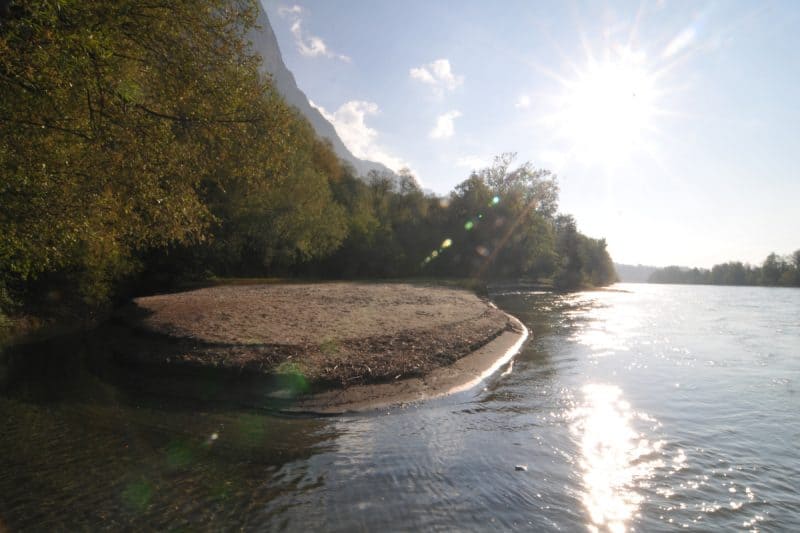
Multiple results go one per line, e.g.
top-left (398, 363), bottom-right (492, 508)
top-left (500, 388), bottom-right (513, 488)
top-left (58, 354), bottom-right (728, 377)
top-left (285, 312), bottom-right (529, 415)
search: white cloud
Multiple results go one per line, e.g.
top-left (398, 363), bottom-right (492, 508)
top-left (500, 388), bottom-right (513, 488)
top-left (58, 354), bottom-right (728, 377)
top-left (429, 110), bottom-right (462, 140)
top-left (515, 94), bottom-right (531, 109)
top-left (662, 27), bottom-right (696, 58)
top-left (278, 5), bottom-right (351, 62)
top-left (410, 59), bottom-right (464, 95)
top-left (409, 67), bottom-right (435, 85)
top-left (311, 100), bottom-right (408, 172)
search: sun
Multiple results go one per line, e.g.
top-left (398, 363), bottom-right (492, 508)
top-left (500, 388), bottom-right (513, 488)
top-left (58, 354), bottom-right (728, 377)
top-left (552, 48), bottom-right (660, 166)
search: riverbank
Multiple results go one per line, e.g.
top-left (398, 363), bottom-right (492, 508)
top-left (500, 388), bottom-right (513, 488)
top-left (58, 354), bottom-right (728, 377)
top-left (112, 282), bottom-right (527, 412)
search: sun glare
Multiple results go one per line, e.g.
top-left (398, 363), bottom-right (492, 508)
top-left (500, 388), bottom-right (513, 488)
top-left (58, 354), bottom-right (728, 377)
top-left (570, 384), bottom-right (664, 533)
top-left (553, 49), bottom-right (659, 166)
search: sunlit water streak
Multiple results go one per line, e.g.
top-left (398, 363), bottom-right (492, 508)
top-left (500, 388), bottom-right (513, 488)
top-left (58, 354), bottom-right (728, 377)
top-left (0, 284), bottom-right (798, 531)
top-left (569, 383), bottom-right (665, 532)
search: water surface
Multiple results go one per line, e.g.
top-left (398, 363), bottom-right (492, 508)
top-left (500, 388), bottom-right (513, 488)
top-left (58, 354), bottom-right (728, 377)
top-left (1, 284), bottom-right (798, 531)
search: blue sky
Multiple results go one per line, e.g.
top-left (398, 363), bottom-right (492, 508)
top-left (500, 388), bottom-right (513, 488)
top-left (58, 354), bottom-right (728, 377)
top-left (263, 0), bottom-right (800, 268)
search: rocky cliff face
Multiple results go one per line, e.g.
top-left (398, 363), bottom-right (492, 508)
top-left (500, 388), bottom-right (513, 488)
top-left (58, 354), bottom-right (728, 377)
top-left (249, 4), bottom-right (393, 178)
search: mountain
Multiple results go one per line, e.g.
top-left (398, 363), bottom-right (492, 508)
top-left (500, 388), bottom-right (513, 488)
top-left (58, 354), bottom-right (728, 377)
top-left (248, 4), bottom-right (395, 179)
top-left (614, 263), bottom-right (658, 283)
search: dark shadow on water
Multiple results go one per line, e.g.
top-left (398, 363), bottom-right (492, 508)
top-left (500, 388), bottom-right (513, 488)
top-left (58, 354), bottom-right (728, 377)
top-left (1, 320), bottom-right (330, 416)
top-left (0, 325), bottom-right (344, 530)
top-left (0, 325), bottom-right (342, 467)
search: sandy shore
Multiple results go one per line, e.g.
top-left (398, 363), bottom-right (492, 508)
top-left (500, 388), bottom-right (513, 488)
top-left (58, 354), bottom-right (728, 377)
top-left (115, 282), bottom-right (528, 412)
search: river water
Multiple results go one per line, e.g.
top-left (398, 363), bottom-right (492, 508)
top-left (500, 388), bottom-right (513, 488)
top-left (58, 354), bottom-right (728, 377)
top-left (0, 284), bottom-right (798, 531)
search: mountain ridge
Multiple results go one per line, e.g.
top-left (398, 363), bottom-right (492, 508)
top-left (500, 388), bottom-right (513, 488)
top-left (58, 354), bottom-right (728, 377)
top-left (249, 3), bottom-right (395, 179)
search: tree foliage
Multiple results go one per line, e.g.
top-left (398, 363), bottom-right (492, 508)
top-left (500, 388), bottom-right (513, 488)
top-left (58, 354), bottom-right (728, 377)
top-left (308, 154), bottom-right (615, 288)
top-left (0, 0), bottom-right (346, 305)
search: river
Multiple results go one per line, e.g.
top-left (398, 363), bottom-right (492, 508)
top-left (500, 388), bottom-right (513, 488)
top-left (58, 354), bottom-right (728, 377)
top-left (0, 284), bottom-right (798, 531)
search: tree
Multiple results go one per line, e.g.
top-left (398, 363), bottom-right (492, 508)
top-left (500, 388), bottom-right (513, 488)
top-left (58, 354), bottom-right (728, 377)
top-left (579, 237), bottom-right (616, 286)
top-left (553, 215), bottom-right (583, 289)
top-left (1, 0), bottom-right (267, 303)
top-left (761, 253), bottom-right (784, 286)
top-left (1, 0), bottom-right (352, 304)
top-left (433, 154), bottom-right (559, 280)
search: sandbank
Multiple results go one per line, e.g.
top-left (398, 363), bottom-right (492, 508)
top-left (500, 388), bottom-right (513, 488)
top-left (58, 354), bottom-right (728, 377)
top-left (115, 282), bottom-right (528, 412)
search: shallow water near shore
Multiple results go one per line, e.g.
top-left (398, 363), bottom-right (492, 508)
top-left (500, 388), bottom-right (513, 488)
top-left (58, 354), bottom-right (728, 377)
top-left (1, 284), bottom-right (799, 531)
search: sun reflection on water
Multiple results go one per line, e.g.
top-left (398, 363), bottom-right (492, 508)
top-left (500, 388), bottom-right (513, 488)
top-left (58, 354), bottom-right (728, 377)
top-left (569, 384), bottom-right (664, 533)
top-left (569, 298), bottom-right (642, 356)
